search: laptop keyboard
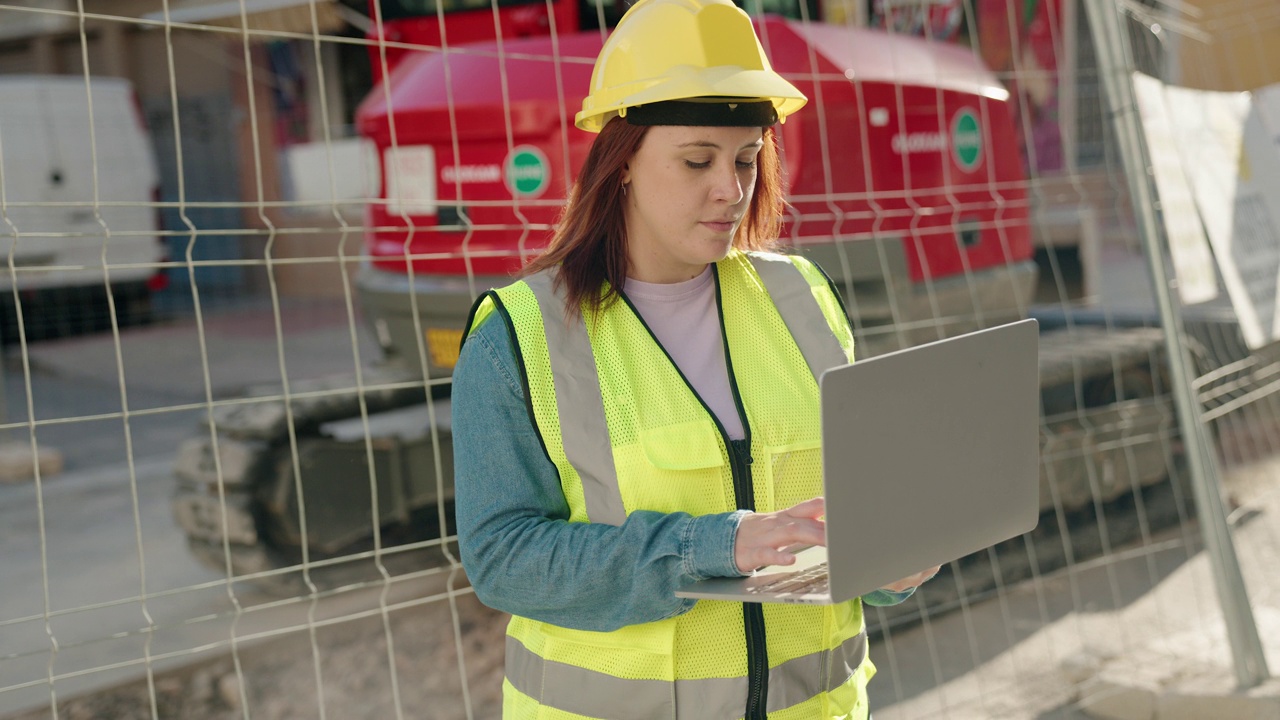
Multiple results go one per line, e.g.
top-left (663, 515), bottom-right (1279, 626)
top-left (745, 561), bottom-right (829, 596)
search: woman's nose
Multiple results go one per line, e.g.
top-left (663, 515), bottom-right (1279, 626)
top-left (710, 162), bottom-right (745, 204)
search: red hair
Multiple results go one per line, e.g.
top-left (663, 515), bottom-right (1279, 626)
top-left (521, 118), bottom-right (785, 317)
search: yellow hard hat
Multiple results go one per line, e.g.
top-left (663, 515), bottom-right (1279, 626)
top-left (575, 0), bottom-right (808, 133)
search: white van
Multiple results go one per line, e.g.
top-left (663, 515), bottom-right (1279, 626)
top-left (0, 75), bottom-right (164, 338)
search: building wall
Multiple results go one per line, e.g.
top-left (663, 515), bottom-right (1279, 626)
top-left (1176, 0), bottom-right (1280, 91)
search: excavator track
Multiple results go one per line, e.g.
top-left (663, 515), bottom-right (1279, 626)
top-left (172, 363), bottom-right (455, 593)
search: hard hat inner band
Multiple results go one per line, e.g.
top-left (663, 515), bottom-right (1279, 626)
top-left (624, 99), bottom-right (779, 127)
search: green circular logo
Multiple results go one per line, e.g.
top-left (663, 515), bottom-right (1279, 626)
top-left (505, 146), bottom-right (550, 198)
top-left (951, 109), bottom-right (983, 172)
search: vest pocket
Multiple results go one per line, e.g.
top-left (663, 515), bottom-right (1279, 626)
top-left (639, 420), bottom-right (725, 471)
top-left (760, 439), bottom-right (824, 513)
top-left (535, 621), bottom-right (679, 718)
top-left (616, 420), bottom-right (731, 514)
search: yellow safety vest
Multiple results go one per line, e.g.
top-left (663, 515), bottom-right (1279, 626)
top-left (464, 251), bottom-right (872, 719)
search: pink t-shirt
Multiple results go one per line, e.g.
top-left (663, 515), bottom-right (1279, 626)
top-left (625, 267), bottom-right (745, 440)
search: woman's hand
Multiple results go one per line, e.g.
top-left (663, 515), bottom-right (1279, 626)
top-left (879, 565), bottom-right (941, 593)
top-left (734, 497), bottom-right (827, 574)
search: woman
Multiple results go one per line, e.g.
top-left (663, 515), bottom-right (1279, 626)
top-left (453, 0), bottom-right (938, 717)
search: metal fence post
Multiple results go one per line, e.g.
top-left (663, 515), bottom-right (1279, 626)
top-left (1081, 0), bottom-right (1271, 690)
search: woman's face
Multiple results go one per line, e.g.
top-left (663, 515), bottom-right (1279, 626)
top-left (621, 125), bottom-right (764, 283)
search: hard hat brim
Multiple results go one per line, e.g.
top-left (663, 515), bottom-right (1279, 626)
top-left (575, 69), bottom-right (808, 133)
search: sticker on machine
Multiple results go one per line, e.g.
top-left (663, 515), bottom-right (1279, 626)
top-left (504, 145), bottom-right (551, 199)
top-left (951, 108), bottom-right (984, 172)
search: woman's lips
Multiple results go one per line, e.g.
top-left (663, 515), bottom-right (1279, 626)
top-left (702, 221), bottom-right (735, 233)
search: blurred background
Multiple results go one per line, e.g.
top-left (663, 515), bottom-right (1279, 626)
top-left (0, 0), bottom-right (1277, 718)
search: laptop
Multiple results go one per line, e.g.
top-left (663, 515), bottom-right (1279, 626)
top-left (676, 319), bottom-right (1041, 604)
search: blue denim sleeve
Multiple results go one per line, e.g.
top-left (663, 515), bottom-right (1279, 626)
top-left (453, 314), bottom-right (748, 632)
top-left (862, 588), bottom-right (916, 606)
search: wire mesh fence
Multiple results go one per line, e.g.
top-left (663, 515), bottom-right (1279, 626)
top-left (0, 0), bottom-right (1277, 718)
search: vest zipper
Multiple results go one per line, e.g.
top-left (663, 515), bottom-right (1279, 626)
top-left (616, 268), bottom-right (769, 719)
top-left (730, 439), bottom-right (768, 720)
top-left (715, 260), bottom-right (768, 720)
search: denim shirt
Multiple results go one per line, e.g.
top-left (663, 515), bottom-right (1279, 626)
top-left (452, 311), bottom-right (913, 633)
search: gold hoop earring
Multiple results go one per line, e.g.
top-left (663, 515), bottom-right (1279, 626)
top-left (622, 183), bottom-right (628, 196)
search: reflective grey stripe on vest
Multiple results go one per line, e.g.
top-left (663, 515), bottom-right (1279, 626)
top-left (506, 630), bottom-right (867, 718)
top-left (748, 254), bottom-right (850, 383)
top-left (523, 271), bottom-right (627, 526)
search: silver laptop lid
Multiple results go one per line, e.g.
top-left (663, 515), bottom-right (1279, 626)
top-left (821, 319), bottom-right (1041, 603)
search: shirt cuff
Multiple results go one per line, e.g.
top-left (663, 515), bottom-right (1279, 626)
top-left (862, 587), bottom-right (917, 607)
top-left (681, 510), bottom-right (751, 580)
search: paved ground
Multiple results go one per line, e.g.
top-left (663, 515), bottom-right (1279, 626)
top-left (1, 296), bottom-right (381, 473)
top-left (6, 462), bottom-right (1275, 720)
top-left (871, 456), bottom-right (1280, 719)
top-left (0, 297), bottom-right (396, 717)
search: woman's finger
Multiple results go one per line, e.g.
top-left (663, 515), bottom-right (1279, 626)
top-left (782, 497), bottom-right (825, 518)
top-left (734, 509), bottom-right (826, 572)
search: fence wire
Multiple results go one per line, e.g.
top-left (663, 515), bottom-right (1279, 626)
top-left (0, 0), bottom-right (1276, 719)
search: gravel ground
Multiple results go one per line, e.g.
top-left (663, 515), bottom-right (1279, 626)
top-left (8, 592), bottom-right (508, 720)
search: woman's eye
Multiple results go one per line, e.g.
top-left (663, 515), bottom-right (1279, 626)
top-left (684, 160), bottom-right (712, 170)
top-left (736, 159), bottom-right (757, 169)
